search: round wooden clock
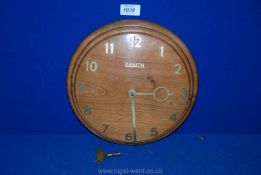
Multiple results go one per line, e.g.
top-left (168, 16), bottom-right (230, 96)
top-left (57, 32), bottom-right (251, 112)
top-left (67, 20), bottom-right (198, 145)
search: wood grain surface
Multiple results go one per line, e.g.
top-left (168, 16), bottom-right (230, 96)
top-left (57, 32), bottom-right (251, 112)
top-left (67, 20), bottom-right (198, 145)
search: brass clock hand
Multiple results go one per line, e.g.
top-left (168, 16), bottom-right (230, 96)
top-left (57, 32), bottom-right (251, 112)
top-left (136, 86), bottom-right (173, 103)
top-left (128, 89), bottom-right (137, 143)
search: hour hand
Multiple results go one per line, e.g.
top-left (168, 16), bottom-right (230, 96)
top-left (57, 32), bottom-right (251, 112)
top-left (136, 86), bottom-right (173, 102)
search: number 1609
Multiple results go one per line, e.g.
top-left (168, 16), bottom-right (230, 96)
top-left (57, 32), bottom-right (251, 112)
top-left (124, 7), bottom-right (135, 13)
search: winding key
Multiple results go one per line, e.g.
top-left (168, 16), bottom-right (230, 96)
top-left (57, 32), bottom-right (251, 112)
top-left (95, 148), bottom-right (121, 164)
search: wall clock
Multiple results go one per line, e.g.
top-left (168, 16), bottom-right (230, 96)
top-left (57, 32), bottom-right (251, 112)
top-left (67, 20), bottom-right (198, 145)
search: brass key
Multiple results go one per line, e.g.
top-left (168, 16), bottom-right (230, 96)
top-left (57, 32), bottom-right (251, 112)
top-left (95, 148), bottom-right (121, 164)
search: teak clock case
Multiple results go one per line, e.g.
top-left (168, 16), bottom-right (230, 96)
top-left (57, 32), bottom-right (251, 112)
top-left (67, 20), bottom-right (198, 145)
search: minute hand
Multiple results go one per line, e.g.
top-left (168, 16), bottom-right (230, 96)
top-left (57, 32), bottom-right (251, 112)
top-left (128, 89), bottom-right (137, 144)
top-left (130, 96), bottom-right (137, 143)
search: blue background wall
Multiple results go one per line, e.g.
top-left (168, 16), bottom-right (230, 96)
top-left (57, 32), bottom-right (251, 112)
top-left (1, 0), bottom-right (261, 135)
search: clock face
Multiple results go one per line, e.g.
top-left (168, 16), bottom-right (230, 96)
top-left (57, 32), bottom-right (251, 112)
top-left (67, 20), bottom-right (198, 145)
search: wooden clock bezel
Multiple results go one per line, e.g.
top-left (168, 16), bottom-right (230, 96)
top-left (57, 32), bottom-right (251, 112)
top-left (67, 20), bottom-right (198, 145)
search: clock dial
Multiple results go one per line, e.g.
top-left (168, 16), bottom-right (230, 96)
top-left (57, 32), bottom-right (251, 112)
top-left (67, 20), bottom-right (198, 145)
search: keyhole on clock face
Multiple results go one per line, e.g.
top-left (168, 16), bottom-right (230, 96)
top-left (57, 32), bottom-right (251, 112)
top-left (147, 76), bottom-right (156, 86)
